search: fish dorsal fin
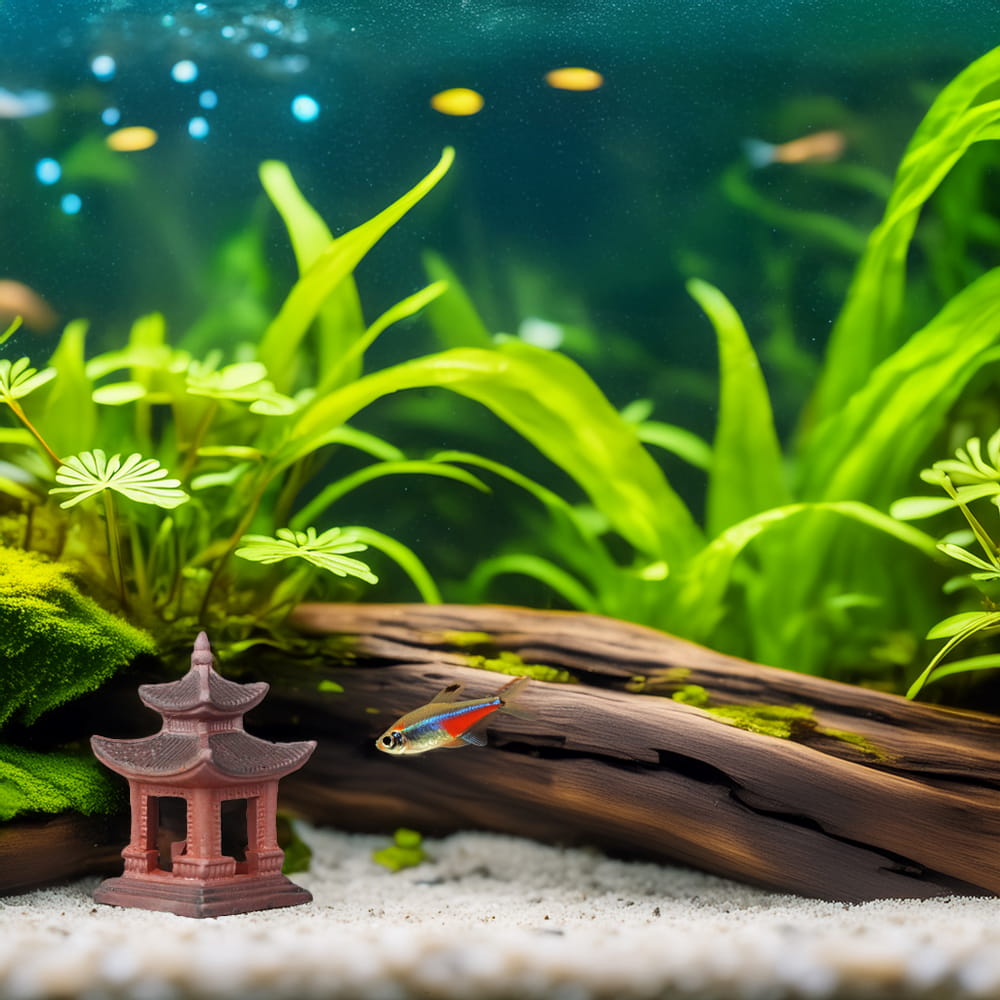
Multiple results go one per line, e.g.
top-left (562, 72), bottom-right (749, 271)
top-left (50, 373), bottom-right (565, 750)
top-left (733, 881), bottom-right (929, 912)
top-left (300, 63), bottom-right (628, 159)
top-left (429, 682), bottom-right (464, 703)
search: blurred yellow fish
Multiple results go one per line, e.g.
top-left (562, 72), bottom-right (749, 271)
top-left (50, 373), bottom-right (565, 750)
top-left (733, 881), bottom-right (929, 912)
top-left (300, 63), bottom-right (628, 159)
top-left (743, 129), bottom-right (846, 168)
top-left (106, 126), bottom-right (159, 152)
top-left (429, 88), bottom-right (484, 116)
top-left (544, 67), bottom-right (604, 91)
top-left (376, 676), bottom-right (530, 755)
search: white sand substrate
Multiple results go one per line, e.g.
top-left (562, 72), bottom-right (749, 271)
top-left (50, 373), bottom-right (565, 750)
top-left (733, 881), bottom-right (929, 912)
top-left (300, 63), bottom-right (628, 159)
top-left (1, 824), bottom-right (999, 1000)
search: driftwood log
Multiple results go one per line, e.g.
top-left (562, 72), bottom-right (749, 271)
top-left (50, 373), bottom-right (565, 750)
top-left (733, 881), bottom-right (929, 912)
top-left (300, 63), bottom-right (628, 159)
top-left (4, 602), bottom-right (1000, 903)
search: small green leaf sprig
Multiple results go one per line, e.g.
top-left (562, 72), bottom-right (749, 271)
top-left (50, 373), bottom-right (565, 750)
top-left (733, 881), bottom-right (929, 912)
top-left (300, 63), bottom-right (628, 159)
top-left (234, 526), bottom-right (377, 622)
top-left (49, 450), bottom-right (189, 610)
top-left (892, 429), bottom-right (1000, 697)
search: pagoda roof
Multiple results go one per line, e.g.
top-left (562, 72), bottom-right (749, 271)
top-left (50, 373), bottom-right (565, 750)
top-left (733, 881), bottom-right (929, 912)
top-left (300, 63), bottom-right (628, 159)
top-left (139, 631), bottom-right (267, 715)
top-left (91, 731), bottom-right (316, 781)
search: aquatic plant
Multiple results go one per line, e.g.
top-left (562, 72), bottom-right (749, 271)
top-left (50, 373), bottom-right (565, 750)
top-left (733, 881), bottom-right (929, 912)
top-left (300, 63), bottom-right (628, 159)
top-left (432, 47), bottom-right (1000, 684)
top-left (892, 429), bottom-right (1000, 698)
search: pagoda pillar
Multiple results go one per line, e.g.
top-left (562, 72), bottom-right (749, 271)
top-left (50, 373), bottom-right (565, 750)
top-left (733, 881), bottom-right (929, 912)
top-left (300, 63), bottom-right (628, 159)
top-left (121, 785), bottom-right (158, 875)
top-left (171, 787), bottom-right (236, 880)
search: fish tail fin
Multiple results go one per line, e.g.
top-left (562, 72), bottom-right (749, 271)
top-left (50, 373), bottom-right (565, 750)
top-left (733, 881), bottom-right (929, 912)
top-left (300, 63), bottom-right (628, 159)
top-left (497, 675), bottom-right (534, 720)
top-left (742, 137), bottom-right (775, 168)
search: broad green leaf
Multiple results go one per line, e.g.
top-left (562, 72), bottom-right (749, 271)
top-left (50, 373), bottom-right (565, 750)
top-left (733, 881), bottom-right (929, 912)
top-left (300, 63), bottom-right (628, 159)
top-left (422, 251), bottom-right (495, 349)
top-left (635, 421), bottom-right (712, 471)
top-left (38, 319), bottom-right (97, 457)
top-left (812, 47), bottom-right (1000, 421)
top-left (671, 500), bottom-right (939, 642)
top-left (688, 278), bottom-right (789, 534)
top-left (340, 525), bottom-right (441, 602)
top-left (281, 342), bottom-right (702, 561)
top-left (92, 381), bottom-right (147, 405)
top-left (290, 459), bottom-right (489, 530)
top-left (912, 653), bottom-right (1000, 688)
top-left (800, 267), bottom-right (1000, 508)
top-left (317, 280), bottom-right (449, 394)
top-left (936, 543), bottom-right (999, 574)
top-left (926, 611), bottom-right (998, 640)
top-left (259, 147), bottom-right (455, 392)
top-left (260, 159), bottom-right (365, 386)
top-left (467, 553), bottom-right (600, 612)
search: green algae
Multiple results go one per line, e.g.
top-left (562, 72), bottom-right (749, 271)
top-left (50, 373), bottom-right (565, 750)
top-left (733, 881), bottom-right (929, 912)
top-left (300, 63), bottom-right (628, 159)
top-left (670, 684), bottom-right (884, 758)
top-left (464, 650), bottom-right (576, 684)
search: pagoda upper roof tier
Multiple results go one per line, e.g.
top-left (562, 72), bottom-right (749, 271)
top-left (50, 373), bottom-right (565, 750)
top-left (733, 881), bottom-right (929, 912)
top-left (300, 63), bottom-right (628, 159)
top-left (90, 730), bottom-right (316, 782)
top-left (138, 631), bottom-right (267, 716)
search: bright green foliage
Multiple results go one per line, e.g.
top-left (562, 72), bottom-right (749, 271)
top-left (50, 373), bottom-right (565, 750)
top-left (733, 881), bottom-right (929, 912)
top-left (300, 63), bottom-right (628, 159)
top-left (0, 547), bottom-right (155, 726)
top-left (235, 527), bottom-right (378, 583)
top-left (50, 450), bottom-right (189, 509)
top-left (893, 430), bottom-right (1000, 698)
top-left (372, 828), bottom-right (427, 872)
top-left (277, 814), bottom-right (313, 875)
top-left (0, 744), bottom-right (123, 821)
top-left (0, 358), bottom-right (56, 401)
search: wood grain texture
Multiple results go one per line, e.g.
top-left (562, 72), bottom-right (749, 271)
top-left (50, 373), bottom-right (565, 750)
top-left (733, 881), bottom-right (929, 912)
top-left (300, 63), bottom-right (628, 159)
top-left (268, 602), bottom-right (1000, 902)
top-left (4, 602), bottom-right (1000, 902)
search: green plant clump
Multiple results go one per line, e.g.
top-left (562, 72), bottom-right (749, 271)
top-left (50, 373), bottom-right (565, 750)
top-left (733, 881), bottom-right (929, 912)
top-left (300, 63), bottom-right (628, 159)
top-left (372, 827), bottom-right (426, 872)
top-left (893, 428), bottom-right (1000, 697)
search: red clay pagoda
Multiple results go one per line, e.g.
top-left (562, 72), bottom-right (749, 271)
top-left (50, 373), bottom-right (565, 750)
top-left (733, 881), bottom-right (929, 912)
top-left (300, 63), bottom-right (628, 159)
top-left (90, 631), bottom-right (316, 918)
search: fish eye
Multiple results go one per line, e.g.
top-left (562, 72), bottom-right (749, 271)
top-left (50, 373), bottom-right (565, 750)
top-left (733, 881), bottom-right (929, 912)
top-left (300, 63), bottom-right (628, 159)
top-left (380, 731), bottom-right (404, 750)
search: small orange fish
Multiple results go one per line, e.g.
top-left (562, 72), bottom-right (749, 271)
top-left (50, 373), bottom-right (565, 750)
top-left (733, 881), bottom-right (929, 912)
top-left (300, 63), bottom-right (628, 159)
top-left (0, 280), bottom-right (57, 332)
top-left (376, 676), bottom-right (529, 755)
top-left (743, 130), bottom-right (846, 168)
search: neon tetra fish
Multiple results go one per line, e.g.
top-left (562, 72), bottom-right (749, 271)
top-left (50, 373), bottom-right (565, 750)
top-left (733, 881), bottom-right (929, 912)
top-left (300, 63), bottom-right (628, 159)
top-left (376, 676), bottom-right (530, 755)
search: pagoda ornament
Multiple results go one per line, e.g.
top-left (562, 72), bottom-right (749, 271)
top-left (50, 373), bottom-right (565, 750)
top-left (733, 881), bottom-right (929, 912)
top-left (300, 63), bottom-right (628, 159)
top-left (91, 631), bottom-right (316, 918)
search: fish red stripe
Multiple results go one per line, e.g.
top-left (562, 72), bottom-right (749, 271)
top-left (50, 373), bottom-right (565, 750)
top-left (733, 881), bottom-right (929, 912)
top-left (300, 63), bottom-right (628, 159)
top-left (439, 701), bottom-right (499, 738)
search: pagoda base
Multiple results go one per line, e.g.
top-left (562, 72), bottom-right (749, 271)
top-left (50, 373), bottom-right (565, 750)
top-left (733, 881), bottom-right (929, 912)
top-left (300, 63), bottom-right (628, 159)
top-left (93, 872), bottom-right (313, 918)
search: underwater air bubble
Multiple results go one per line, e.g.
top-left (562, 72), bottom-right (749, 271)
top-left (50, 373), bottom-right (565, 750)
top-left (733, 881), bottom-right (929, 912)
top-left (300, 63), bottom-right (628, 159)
top-left (518, 316), bottom-right (564, 349)
top-left (171, 60), bottom-right (199, 84)
top-left (544, 67), bottom-right (604, 91)
top-left (188, 116), bottom-right (209, 139)
top-left (429, 88), bottom-right (484, 116)
top-left (248, 42), bottom-right (269, 59)
top-left (101, 106), bottom-right (121, 126)
top-left (90, 54), bottom-right (116, 81)
top-left (35, 158), bottom-right (61, 185)
top-left (264, 18), bottom-right (283, 33)
top-left (194, 2), bottom-right (210, 13)
top-left (198, 89), bottom-right (218, 109)
top-left (221, 25), bottom-right (236, 38)
top-left (291, 94), bottom-right (320, 121)
top-left (60, 193), bottom-right (82, 215)
top-left (105, 126), bottom-right (159, 151)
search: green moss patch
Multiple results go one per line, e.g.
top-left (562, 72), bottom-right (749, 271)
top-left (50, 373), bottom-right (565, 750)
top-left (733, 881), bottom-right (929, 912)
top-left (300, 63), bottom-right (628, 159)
top-left (671, 684), bottom-right (884, 757)
top-left (464, 650), bottom-right (576, 684)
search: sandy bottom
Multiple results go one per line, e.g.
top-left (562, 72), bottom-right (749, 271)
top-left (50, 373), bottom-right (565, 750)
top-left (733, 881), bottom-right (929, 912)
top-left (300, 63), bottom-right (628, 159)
top-left (1, 825), bottom-right (998, 999)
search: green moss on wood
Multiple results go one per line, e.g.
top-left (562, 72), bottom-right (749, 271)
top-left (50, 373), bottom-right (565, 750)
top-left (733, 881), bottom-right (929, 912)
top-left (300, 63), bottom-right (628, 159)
top-left (0, 743), bottom-right (123, 821)
top-left (670, 684), bottom-right (885, 758)
top-left (464, 650), bottom-right (576, 684)
top-left (0, 547), bottom-right (156, 726)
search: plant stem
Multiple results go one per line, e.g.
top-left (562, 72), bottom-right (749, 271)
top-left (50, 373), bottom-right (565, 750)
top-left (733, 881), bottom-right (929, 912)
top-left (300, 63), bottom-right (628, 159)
top-left (197, 470), bottom-right (273, 623)
top-left (5, 398), bottom-right (61, 468)
top-left (102, 491), bottom-right (128, 612)
top-left (179, 400), bottom-right (218, 481)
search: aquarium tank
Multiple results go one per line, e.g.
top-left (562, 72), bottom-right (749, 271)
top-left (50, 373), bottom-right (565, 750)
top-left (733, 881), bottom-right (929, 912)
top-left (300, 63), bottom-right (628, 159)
top-left (4, 0), bottom-right (1000, 741)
